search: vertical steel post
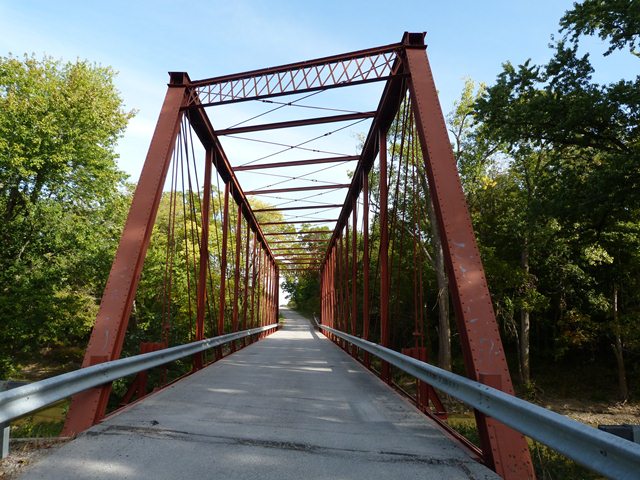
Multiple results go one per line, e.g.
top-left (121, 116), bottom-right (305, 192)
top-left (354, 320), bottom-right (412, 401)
top-left (62, 73), bottom-right (188, 435)
top-left (241, 222), bottom-right (251, 334)
top-left (345, 223), bottom-right (350, 337)
top-left (362, 171), bottom-right (371, 367)
top-left (274, 264), bottom-right (279, 323)
top-left (1, 423), bottom-right (9, 459)
top-left (218, 182), bottom-right (230, 337)
top-left (266, 258), bottom-right (272, 326)
top-left (337, 232), bottom-right (347, 346)
top-left (332, 246), bottom-right (337, 330)
top-left (379, 129), bottom-right (390, 382)
top-left (232, 204), bottom-right (242, 333)
top-left (251, 236), bottom-right (258, 329)
top-left (403, 36), bottom-right (535, 478)
top-left (194, 148), bottom-right (213, 369)
top-left (256, 249), bottom-right (262, 327)
top-left (351, 196), bottom-right (358, 355)
top-left (263, 256), bottom-right (268, 328)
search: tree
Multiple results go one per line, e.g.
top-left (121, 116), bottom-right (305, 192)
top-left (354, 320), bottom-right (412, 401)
top-left (0, 55), bottom-right (133, 376)
top-left (560, 0), bottom-right (640, 58)
top-left (475, 1), bottom-right (640, 398)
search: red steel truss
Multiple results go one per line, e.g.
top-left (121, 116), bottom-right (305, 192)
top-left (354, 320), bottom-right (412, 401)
top-left (63, 32), bottom-right (535, 479)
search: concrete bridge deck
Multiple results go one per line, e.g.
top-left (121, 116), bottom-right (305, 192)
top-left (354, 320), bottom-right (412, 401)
top-left (20, 309), bottom-right (497, 479)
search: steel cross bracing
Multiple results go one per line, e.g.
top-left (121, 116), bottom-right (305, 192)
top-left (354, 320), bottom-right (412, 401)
top-left (63, 32), bottom-right (536, 479)
top-left (188, 46), bottom-right (399, 107)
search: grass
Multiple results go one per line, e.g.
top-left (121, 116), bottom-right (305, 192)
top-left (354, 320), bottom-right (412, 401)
top-left (10, 401), bottom-right (67, 439)
top-left (11, 420), bottom-right (64, 439)
top-left (447, 417), bottom-right (604, 480)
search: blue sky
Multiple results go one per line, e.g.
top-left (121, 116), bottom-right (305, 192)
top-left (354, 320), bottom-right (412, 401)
top-left (1, 0), bottom-right (635, 182)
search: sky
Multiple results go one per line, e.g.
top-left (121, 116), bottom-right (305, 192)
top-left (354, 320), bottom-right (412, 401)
top-left (1, 0), bottom-right (635, 181)
top-left (0, 1), bottom-right (636, 301)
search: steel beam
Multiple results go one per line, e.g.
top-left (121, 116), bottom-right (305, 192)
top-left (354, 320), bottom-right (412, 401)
top-left (271, 247), bottom-right (320, 251)
top-left (189, 43), bottom-right (402, 106)
top-left (232, 203), bottom-right (243, 334)
top-left (403, 34), bottom-right (534, 478)
top-left (260, 219), bottom-right (337, 225)
top-left (62, 73), bottom-right (188, 435)
top-left (268, 239), bottom-right (328, 243)
top-left (320, 42), bottom-right (406, 268)
top-left (218, 182), bottom-right (230, 336)
top-left (263, 230), bottom-right (329, 236)
top-left (379, 129), bottom-right (390, 381)
top-left (233, 156), bottom-right (359, 172)
top-left (194, 148), bottom-right (213, 369)
top-left (245, 184), bottom-right (349, 195)
top-left (362, 170), bottom-right (371, 366)
top-left (351, 196), bottom-right (357, 346)
top-left (215, 112), bottom-right (375, 136)
top-left (253, 204), bottom-right (343, 213)
top-left (185, 81), bottom-right (276, 263)
top-left (242, 221), bottom-right (251, 332)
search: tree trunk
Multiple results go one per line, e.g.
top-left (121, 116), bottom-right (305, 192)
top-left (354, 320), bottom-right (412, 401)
top-left (425, 194), bottom-right (451, 371)
top-left (520, 239), bottom-right (531, 386)
top-left (612, 285), bottom-right (628, 401)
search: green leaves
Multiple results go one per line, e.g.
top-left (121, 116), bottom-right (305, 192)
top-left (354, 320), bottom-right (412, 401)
top-left (469, 1), bottom-right (640, 394)
top-left (560, 0), bottom-right (640, 57)
top-left (0, 55), bottom-right (133, 376)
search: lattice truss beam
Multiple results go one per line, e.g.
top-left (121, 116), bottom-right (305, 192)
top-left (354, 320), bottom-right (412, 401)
top-left (189, 46), bottom-right (399, 107)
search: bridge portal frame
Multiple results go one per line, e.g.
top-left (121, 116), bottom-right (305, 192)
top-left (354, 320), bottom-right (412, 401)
top-left (63, 32), bottom-right (534, 479)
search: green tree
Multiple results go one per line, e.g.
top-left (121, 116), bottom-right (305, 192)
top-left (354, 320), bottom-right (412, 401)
top-left (0, 55), bottom-right (133, 376)
top-left (560, 0), bottom-right (640, 57)
top-left (475, 1), bottom-right (640, 398)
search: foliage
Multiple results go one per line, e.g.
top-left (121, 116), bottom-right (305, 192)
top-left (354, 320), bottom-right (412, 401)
top-left (281, 226), bottom-right (331, 316)
top-left (473, 0), bottom-right (640, 396)
top-left (0, 55), bottom-right (133, 377)
top-left (448, 418), bottom-right (601, 479)
top-left (560, 0), bottom-right (640, 57)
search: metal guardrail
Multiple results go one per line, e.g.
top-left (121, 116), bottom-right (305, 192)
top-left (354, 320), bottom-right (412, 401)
top-left (0, 324), bottom-right (277, 426)
top-left (319, 323), bottom-right (640, 480)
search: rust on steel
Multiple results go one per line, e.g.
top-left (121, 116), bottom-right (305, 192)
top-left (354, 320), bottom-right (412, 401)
top-left (402, 33), bottom-right (534, 478)
top-left (63, 73), bottom-right (189, 435)
top-left (260, 219), bottom-right (337, 226)
top-left (379, 128), bottom-right (390, 381)
top-left (215, 112), bottom-right (375, 136)
top-left (351, 196), bottom-right (357, 342)
top-left (253, 204), bottom-right (343, 213)
top-left (232, 203), bottom-right (243, 333)
top-left (268, 239), bottom-right (329, 243)
top-left (263, 230), bottom-right (329, 236)
top-left (184, 78), bottom-right (276, 262)
top-left (271, 246), bottom-right (323, 251)
top-left (245, 184), bottom-right (350, 195)
top-left (233, 155), bottom-right (359, 171)
top-left (319, 45), bottom-right (406, 266)
top-left (64, 32), bottom-right (534, 478)
top-left (218, 182), bottom-right (231, 336)
top-left (194, 148), bottom-right (213, 370)
top-left (362, 169), bottom-right (371, 366)
top-left (188, 43), bottom-right (402, 106)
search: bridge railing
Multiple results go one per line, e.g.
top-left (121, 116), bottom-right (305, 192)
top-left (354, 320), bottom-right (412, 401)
top-left (0, 324), bottom-right (277, 457)
top-left (315, 322), bottom-right (640, 480)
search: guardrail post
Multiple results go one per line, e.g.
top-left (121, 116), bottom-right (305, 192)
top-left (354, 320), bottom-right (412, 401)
top-left (1, 422), bottom-right (9, 458)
